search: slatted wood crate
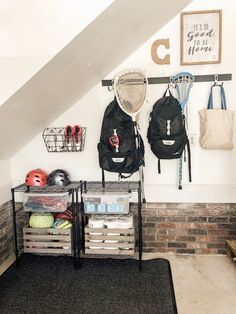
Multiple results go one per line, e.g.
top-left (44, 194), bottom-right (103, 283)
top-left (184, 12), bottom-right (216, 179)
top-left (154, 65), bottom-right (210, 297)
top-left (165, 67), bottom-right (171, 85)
top-left (23, 226), bottom-right (72, 255)
top-left (85, 226), bottom-right (135, 256)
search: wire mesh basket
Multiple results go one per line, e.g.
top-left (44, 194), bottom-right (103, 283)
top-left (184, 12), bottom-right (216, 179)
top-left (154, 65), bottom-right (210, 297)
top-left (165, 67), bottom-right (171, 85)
top-left (42, 127), bottom-right (86, 152)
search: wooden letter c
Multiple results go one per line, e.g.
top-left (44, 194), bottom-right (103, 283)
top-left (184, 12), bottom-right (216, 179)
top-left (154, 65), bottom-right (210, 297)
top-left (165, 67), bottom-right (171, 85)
top-left (151, 39), bottom-right (170, 65)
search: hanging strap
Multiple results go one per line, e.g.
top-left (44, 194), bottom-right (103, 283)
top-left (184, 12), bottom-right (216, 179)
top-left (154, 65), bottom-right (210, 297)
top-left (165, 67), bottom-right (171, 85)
top-left (207, 84), bottom-right (227, 110)
top-left (158, 159), bottom-right (161, 174)
top-left (186, 138), bottom-right (192, 182)
top-left (102, 169), bottom-right (105, 188)
top-left (163, 85), bottom-right (173, 98)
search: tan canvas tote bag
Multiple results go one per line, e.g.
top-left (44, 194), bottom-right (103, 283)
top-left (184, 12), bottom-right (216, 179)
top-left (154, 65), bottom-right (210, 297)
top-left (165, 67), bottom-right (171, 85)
top-left (199, 84), bottom-right (234, 149)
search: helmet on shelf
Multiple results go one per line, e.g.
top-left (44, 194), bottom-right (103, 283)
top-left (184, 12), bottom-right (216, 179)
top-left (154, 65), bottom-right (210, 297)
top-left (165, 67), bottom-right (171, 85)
top-left (25, 169), bottom-right (48, 187)
top-left (48, 169), bottom-right (70, 186)
top-left (29, 213), bottom-right (54, 228)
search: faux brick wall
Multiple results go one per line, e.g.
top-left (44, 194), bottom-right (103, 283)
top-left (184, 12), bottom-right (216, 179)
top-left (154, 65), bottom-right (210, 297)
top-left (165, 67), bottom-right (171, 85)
top-left (0, 201), bottom-right (14, 265)
top-left (139, 203), bottom-right (236, 255)
top-left (0, 201), bottom-right (28, 267)
top-left (1, 201), bottom-right (236, 266)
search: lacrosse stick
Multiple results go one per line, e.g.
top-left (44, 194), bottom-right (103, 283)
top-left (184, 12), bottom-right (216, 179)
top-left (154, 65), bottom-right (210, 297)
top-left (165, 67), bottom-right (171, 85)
top-left (171, 72), bottom-right (194, 190)
top-left (113, 68), bottom-right (147, 201)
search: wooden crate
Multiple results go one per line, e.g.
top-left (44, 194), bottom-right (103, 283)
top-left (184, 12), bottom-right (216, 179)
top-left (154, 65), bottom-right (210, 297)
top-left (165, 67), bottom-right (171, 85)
top-left (226, 240), bottom-right (236, 261)
top-left (85, 226), bottom-right (135, 256)
top-left (23, 226), bottom-right (72, 255)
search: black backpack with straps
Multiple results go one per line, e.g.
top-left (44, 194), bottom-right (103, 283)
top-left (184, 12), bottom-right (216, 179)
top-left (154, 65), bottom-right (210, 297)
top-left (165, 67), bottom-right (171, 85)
top-left (147, 87), bottom-right (191, 181)
top-left (98, 97), bottom-right (145, 178)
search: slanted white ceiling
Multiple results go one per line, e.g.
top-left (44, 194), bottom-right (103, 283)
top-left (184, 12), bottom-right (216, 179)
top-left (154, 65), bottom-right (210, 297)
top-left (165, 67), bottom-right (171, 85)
top-left (0, 0), bottom-right (113, 105)
top-left (0, 0), bottom-right (113, 57)
top-left (0, 0), bottom-right (192, 159)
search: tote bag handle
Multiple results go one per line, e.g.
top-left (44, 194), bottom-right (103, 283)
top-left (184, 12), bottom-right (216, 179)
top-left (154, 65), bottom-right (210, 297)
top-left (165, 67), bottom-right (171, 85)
top-left (207, 84), bottom-right (227, 110)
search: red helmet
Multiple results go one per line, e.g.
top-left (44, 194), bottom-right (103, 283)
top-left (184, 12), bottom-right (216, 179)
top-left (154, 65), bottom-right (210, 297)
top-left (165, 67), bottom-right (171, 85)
top-left (25, 169), bottom-right (48, 187)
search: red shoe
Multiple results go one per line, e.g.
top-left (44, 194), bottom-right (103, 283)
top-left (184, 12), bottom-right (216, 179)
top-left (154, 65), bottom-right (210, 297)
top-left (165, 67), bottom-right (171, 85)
top-left (73, 125), bottom-right (82, 143)
top-left (65, 125), bottom-right (74, 151)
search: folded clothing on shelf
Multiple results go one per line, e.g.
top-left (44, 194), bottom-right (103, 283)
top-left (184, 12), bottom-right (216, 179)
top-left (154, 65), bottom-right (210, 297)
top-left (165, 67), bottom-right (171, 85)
top-left (88, 215), bottom-right (133, 229)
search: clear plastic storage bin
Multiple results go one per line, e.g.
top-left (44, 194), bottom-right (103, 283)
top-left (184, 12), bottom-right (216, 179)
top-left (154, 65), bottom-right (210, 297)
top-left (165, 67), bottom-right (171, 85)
top-left (23, 192), bottom-right (71, 212)
top-left (83, 191), bottom-right (131, 214)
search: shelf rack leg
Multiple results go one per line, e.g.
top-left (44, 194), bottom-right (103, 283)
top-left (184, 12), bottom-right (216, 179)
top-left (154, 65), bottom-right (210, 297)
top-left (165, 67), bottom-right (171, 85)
top-left (71, 189), bottom-right (79, 269)
top-left (138, 184), bottom-right (143, 272)
top-left (80, 181), bottom-right (86, 253)
top-left (11, 188), bottom-right (19, 265)
top-left (75, 187), bottom-right (81, 269)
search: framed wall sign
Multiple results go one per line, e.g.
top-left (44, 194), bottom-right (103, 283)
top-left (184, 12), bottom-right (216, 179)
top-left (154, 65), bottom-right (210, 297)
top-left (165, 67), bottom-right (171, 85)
top-left (180, 10), bottom-right (222, 65)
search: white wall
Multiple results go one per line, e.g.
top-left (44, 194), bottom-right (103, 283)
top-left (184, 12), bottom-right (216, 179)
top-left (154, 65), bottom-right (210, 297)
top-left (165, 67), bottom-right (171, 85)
top-left (0, 159), bottom-right (11, 204)
top-left (11, 0), bottom-right (236, 202)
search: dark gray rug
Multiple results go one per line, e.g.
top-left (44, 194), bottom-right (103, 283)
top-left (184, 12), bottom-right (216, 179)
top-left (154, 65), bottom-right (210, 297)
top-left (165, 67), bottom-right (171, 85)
top-left (0, 255), bottom-right (177, 314)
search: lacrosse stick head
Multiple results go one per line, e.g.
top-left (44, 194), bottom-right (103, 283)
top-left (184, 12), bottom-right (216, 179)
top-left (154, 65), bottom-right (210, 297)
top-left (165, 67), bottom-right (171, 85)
top-left (113, 69), bottom-right (147, 120)
top-left (171, 72), bottom-right (194, 110)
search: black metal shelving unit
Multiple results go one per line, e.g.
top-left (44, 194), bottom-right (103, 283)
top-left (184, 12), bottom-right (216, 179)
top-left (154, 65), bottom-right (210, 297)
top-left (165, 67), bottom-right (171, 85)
top-left (11, 181), bottom-right (83, 269)
top-left (80, 181), bottom-right (143, 271)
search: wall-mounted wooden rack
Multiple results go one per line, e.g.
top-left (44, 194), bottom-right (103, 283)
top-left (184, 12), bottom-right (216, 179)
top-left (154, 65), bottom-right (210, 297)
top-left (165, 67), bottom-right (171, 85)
top-left (102, 73), bottom-right (232, 86)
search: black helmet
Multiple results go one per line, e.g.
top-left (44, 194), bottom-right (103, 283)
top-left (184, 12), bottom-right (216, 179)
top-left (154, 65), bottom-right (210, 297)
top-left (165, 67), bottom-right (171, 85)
top-left (48, 169), bottom-right (70, 186)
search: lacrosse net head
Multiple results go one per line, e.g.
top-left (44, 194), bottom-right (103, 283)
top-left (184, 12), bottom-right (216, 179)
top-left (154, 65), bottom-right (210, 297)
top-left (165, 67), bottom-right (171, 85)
top-left (171, 72), bottom-right (194, 111)
top-left (113, 69), bottom-right (147, 119)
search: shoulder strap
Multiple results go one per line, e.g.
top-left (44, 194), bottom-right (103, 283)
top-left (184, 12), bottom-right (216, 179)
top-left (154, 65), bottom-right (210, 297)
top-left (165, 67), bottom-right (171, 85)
top-left (207, 84), bottom-right (227, 110)
top-left (220, 85), bottom-right (227, 110)
top-left (119, 173), bottom-right (133, 179)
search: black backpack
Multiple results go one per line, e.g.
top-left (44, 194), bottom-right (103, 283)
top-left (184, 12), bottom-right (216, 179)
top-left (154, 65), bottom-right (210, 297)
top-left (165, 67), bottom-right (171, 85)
top-left (98, 97), bottom-right (144, 177)
top-left (147, 88), bottom-right (191, 181)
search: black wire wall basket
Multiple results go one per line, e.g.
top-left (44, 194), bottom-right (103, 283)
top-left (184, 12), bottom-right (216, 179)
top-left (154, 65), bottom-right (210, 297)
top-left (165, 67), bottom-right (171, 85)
top-left (42, 126), bottom-right (86, 152)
